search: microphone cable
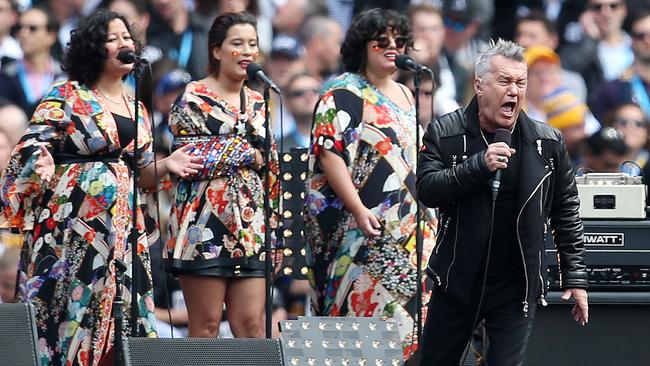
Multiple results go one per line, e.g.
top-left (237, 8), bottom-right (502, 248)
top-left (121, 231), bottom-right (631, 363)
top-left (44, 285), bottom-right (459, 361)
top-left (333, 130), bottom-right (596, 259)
top-left (460, 193), bottom-right (497, 365)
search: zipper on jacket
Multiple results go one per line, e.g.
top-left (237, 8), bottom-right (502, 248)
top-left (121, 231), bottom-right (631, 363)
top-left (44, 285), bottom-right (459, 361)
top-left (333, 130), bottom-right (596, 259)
top-left (445, 204), bottom-right (461, 292)
top-left (435, 216), bottom-right (451, 254)
top-left (452, 154), bottom-right (457, 168)
top-left (536, 139), bottom-right (542, 155)
top-left (516, 168), bottom-right (553, 316)
top-left (538, 250), bottom-right (548, 307)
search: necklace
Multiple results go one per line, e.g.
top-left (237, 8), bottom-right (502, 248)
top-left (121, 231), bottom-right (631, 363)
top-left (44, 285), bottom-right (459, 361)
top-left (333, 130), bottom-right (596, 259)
top-left (96, 86), bottom-right (124, 105)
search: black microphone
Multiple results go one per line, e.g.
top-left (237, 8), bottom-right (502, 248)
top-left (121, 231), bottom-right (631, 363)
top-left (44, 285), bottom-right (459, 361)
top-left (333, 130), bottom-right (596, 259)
top-left (395, 55), bottom-right (431, 73)
top-left (492, 128), bottom-right (512, 200)
top-left (117, 49), bottom-right (138, 64)
top-left (246, 62), bottom-right (281, 94)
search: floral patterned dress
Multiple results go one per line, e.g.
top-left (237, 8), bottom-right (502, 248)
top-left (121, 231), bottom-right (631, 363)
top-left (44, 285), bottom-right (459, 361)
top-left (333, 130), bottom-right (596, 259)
top-left (305, 73), bottom-right (437, 356)
top-left (0, 80), bottom-right (157, 366)
top-left (166, 81), bottom-right (280, 277)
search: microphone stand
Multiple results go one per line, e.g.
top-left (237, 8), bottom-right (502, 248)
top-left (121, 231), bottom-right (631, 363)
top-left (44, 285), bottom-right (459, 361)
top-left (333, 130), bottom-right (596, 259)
top-left (413, 69), bottom-right (424, 344)
top-left (113, 259), bottom-right (127, 366)
top-left (262, 85), bottom-right (273, 338)
top-left (130, 58), bottom-right (146, 338)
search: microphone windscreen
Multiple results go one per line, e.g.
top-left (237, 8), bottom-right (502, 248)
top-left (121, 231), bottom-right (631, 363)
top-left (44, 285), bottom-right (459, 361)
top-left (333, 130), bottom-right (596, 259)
top-left (395, 54), bottom-right (412, 70)
top-left (117, 49), bottom-right (136, 64)
top-left (494, 128), bottom-right (512, 146)
top-left (246, 62), bottom-right (263, 79)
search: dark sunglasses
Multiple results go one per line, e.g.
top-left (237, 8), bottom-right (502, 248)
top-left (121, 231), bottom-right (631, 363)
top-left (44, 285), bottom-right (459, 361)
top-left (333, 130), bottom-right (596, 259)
top-left (633, 31), bottom-right (650, 41)
top-left (287, 88), bottom-right (320, 98)
top-left (17, 24), bottom-right (44, 32)
top-left (372, 36), bottom-right (408, 49)
top-left (614, 117), bottom-right (647, 128)
top-left (589, 1), bottom-right (622, 11)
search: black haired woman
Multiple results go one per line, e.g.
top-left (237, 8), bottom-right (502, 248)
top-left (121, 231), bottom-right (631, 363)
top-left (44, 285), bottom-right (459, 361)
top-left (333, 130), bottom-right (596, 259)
top-left (0, 9), bottom-right (202, 366)
top-left (166, 12), bottom-right (281, 338)
top-left (304, 8), bottom-right (437, 355)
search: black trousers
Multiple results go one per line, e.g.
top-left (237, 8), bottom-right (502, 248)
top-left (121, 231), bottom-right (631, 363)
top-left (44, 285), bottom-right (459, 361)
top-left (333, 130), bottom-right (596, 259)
top-left (419, 277), bottom-right (537, 366)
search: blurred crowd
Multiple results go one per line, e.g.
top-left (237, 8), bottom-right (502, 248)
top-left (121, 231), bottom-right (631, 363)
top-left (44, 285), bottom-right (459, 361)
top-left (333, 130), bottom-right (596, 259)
top-left (2, 0), bottom-right (650, 338)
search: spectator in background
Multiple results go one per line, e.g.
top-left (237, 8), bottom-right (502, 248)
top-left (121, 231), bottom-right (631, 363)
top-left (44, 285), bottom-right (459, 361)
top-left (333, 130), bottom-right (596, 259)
top-left (281, 72), bottom-right (321, 151)
top-left (107, 0), bottom-right (162, 63)
top-left (514, 11), bottom-right (587, 102)
top-left (0, 98), bottom-right (28, 146)
top-left (525, 45), bottom-right (600, 134)
top-left (299, 16), bottom-right (343, 83)
top-left (0, 7), bottom-right (63, 115)
top-left (272, 0), bottom-right (327, 37)
top-left (266, 34), bottom-right (305, 140)
top-left (0, 0), bottom-right (21, 68)
top-left (43, 0), bottom-right (84, 61)
top-left (267, 34), bottom-right (305, 91)
top-left (589, 12), bottom-right (650, 123)
top-left (441, 0), bottom-right (493, 104)
top-left (544, 87), bottom-right (589, 167)
top-left (583, 126), bottom-right (628, 172)
top-left (148, 0), bottom-right (208, 79)
top-left (560, 0), bottom-right (632, 96)
top-left (606, 102), bottom-right (649, 175)
top-left (407, 3), bottom-right (459, 117)
top-left (152, 68), bottom-right (191, 154)
top-left (399, 70), bottom-right (437, 127)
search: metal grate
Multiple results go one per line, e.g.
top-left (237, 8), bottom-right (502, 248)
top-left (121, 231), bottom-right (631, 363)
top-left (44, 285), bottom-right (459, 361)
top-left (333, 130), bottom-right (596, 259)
top-left (0, 303), bottom-right (41, 366)
top-left (124, 337), bottom-right (284, 366)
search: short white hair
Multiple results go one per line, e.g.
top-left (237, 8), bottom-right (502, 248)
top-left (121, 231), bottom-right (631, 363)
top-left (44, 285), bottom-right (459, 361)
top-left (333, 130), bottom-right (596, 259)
top-left (475, 39), bottom-right (525, 80)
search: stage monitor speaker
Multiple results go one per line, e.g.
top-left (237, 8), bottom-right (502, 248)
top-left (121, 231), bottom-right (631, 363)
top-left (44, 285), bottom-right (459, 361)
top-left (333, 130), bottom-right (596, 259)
top-left (526, 292), bottom-right (650, 366)
top-left (124, 337), bottom-right (284, 366)
top-left (0, 303), bottom-right (41, 366)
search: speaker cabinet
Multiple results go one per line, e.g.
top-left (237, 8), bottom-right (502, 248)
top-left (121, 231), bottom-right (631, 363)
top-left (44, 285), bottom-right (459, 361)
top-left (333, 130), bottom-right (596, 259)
top-left (124, 337), bottom-right (283, 366)
top-left (526, 292), bottom-right (650, 365)
top-left (0, 303), bottom-right (41, 366)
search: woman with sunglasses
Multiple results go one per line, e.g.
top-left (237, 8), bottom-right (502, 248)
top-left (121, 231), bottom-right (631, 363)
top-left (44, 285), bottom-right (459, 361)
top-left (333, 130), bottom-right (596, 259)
top-left (607, 102), bottom-right (649, 175)
top-left (305, 8), bottom-right (436, 356)
top-left (0, 9), bottom-right (201, 366)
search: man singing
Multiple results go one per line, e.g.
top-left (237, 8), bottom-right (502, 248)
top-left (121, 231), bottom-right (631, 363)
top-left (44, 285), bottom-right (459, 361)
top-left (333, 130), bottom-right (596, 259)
top-left (416, 39), bottom-right (589, 365)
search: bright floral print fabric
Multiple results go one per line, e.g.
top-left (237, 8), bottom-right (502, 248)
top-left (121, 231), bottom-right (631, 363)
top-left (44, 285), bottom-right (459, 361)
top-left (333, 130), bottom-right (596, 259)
top-left (305, 73), bottom-right (437, 357)
top-left (0, 80), bottom-right (157, 366)
top-left (166, 81), bottom-right (280, 276)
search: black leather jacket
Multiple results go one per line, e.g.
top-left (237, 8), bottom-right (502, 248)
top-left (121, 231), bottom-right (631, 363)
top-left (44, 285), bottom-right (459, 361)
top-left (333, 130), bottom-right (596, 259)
top-left (417, 98), bottom-right (588, 315)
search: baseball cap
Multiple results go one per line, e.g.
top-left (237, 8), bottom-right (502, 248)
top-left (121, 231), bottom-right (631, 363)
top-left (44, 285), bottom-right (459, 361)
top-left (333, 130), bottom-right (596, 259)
top-left (525, 45), bottom-right (560, 67)
top-left (543, 87), bottom-right (587, 130)
top-left (270, 34), bottom-right (304, 60)
top-left (442, 0), bottom-right (494, 27)
top-left (155, 69), bottom-right (191, 96)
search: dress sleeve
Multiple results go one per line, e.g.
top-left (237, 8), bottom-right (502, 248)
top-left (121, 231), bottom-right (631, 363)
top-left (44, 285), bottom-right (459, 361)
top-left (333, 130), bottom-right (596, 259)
top-left (0, 82), bottom-right (70, 230)
top-left (123, 101), bottom-right (154, 171)
top-left (311, 89), bottom-right (362, 165)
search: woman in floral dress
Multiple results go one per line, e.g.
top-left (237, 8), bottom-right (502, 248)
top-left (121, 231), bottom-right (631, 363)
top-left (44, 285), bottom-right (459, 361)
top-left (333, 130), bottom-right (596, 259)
top-left (166, 12), bottom-right (280, 338)
top-left (0, 10), bottom-right (200, 366)
top-left (305, 8), bottom-right (437, 357)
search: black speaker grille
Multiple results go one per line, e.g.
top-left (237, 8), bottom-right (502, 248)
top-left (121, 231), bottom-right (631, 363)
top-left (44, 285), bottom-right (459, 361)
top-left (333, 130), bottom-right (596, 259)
top-left (125, 337), bottom-right (283, 366)
top-left (0, 303), bottom-right (40, 366)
